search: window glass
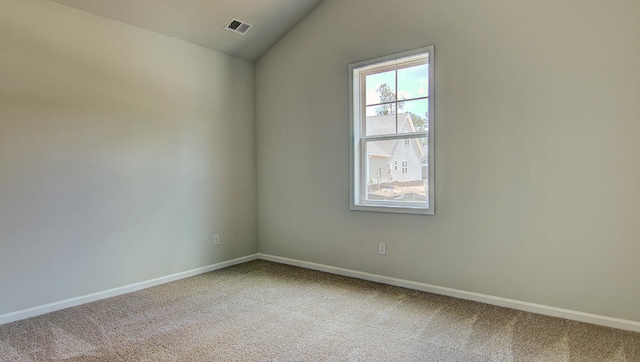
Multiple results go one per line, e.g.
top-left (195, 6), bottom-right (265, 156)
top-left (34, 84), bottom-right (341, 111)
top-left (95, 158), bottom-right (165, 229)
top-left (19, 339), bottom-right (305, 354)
top-left (397, 64), bottom-right (429, 99)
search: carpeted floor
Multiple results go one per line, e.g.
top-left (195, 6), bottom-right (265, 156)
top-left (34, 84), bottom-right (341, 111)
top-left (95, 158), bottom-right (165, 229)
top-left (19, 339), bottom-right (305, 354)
top-left (1, 260), bottom-right (639, 361)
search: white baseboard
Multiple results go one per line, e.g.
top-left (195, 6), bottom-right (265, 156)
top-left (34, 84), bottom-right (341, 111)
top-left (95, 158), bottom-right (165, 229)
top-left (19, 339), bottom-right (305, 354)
top-left (257, 253), bottom-right (640, 333)
top-left (0, 254), bottom-right (259, 326)
top-left (4, 253), bottom-right (639, 333)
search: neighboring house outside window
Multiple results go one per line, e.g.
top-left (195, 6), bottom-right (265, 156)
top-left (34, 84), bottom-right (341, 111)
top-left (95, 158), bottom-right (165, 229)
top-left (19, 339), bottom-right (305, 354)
top-left (366, 113), bottom-right (422, 182)
top-left (350, 46), bottom-right (435, 215)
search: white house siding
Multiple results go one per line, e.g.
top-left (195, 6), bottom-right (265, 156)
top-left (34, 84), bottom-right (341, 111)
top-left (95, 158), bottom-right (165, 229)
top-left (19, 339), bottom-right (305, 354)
top-left (388, 140), bottom-right (422, 182)
top-left (367, 156), bottom-right (391, 184)
top-left (365, 113), bottom-right (424, 183)
top-left (367, 141), bottom-right (422, 183)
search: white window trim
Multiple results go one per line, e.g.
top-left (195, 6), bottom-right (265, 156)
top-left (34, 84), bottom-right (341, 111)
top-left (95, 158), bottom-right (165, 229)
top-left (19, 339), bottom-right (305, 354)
top-left (402, 160), bottom-right (408, 174)
top-left (349, 46), bottom-right (435, 215)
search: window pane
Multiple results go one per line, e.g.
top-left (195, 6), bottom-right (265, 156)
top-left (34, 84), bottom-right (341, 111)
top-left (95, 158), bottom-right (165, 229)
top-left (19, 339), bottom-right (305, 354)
top-left (365, 111), bottom-right (429, 136)
top-left (365, 138), bottom-right (429, 205)
top-left (366, 103), bottom-right (396, 118)
top-left (398, 64), bottom-right (428, 99)
top-left (365, 71), bottom-right (396, 105)
top-left (367, 111), bottom-right (427, 136)
top-left (365, 106), bottom-right (397, 136)
top-left (402, 100), bottom-right (429, 133)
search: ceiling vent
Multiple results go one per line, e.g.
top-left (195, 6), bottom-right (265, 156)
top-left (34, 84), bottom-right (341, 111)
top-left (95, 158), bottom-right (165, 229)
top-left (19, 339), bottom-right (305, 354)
top-left (225, 18), bottom-right (252, 35)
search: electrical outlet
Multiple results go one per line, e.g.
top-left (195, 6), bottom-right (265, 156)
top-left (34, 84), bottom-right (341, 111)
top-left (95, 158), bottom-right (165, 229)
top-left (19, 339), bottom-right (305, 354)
top-left (213, 234), bottom-right (220, 245)
top-left (378, 242), bottom-right (386, 255)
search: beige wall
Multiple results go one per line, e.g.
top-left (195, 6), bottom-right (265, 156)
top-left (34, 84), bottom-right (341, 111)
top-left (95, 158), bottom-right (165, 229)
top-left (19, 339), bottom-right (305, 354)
top-left (0, 0), bottom-right (257, 315)
top-left (256, 0), bottom-right (640, 322)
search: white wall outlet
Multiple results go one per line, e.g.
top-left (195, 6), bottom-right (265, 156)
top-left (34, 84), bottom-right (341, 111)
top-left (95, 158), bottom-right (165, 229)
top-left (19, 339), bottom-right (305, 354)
top-left (378, 242), bottom-right (386, 255)
top-left (213, 234), bottom-right (220, 245)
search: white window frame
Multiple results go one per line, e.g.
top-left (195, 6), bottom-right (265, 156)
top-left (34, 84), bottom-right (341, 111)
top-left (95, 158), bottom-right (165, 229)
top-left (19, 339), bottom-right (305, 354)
top-left (349, 46), bottom-right (435, 215)
top-left (394, 160), bottom-right (398, 171)
top-left (402, 160), bottom-right (408, 174)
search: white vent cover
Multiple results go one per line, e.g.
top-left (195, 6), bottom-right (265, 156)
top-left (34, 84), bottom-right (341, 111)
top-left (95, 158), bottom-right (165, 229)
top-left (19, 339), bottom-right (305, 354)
top-left (225, 18), bottom-right (252, 35)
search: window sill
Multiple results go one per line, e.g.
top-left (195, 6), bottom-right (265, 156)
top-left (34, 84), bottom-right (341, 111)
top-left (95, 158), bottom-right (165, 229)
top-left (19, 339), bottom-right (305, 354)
top-left (350, 203), bottom-right (434, 215)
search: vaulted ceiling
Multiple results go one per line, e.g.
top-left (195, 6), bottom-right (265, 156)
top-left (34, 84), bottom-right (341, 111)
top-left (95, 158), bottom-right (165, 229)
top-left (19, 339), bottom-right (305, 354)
top-left (49, 0), bottom-right (324, 61)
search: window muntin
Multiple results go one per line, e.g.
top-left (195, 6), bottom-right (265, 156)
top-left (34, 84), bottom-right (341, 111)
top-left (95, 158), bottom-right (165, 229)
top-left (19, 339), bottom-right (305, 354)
top-left (350, 46), bottom-right (434, 215)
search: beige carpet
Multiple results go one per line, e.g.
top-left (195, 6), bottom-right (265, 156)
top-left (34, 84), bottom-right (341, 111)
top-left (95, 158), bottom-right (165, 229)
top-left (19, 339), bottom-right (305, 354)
top-left (1, 260), bottom-right (639, 361)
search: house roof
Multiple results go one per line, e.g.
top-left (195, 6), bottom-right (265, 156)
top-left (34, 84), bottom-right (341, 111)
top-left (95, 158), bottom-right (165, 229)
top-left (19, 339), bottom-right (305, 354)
top-left (367, 143), bottom-right (391, 157)
top-left (365, 113), bottom-right (425, 158)
top-left (365, 113), bottom-right (412, 137)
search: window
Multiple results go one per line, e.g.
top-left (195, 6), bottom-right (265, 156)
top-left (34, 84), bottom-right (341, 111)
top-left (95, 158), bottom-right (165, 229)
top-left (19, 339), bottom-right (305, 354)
top-left (349, 46), bottom-right (434, 215)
